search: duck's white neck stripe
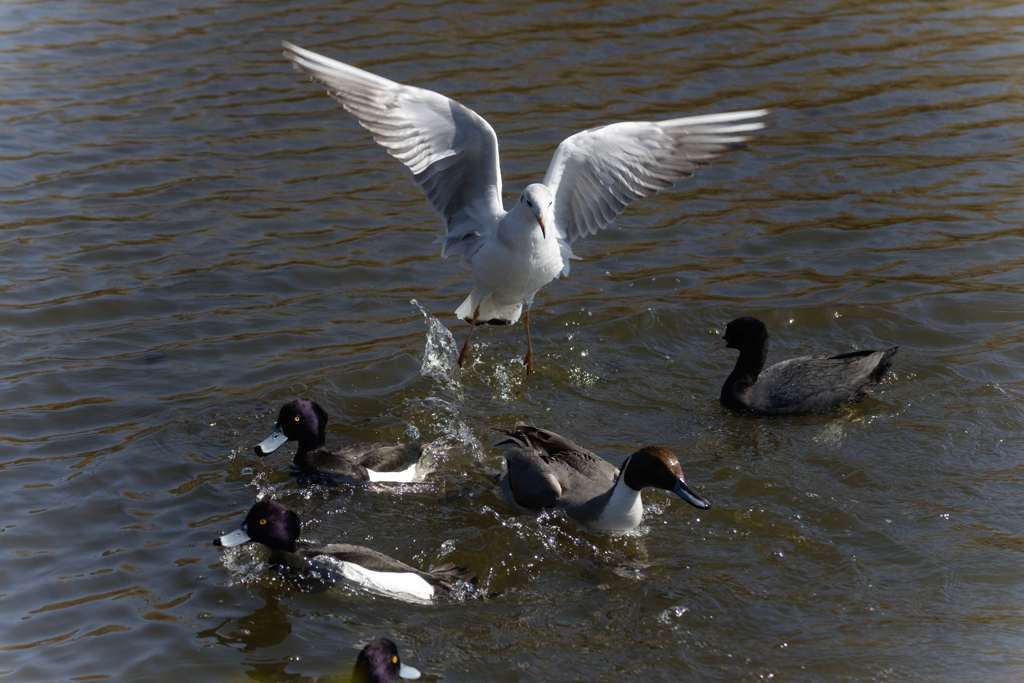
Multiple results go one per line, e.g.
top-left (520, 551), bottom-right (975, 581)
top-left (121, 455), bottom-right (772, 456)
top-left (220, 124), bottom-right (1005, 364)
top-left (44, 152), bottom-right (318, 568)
top-left (591, 458), bottom-right (644, 533)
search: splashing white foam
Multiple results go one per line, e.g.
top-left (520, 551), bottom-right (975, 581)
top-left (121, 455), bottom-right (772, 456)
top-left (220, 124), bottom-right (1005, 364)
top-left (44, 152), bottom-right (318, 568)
top-left (491, 362), bottom-right (518, 401)
top-left (407, 300), bottom-right (482, 461)
top-left (411, 299), bottom-right (457, 384)
top-left (417, 396), bottom-right (483, 461)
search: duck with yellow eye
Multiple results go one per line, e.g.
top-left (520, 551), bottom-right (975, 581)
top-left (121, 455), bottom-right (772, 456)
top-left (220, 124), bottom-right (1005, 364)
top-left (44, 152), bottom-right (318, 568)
top-left (353, 638), bottom-right (421, 682)
top-left (254, 399), bottom-right (425, 484)
top-left (214, 500), bottom-right (474, 604)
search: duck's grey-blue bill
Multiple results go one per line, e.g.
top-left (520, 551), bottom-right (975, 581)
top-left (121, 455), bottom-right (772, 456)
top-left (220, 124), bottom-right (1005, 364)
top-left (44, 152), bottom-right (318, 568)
top-left (216, 528), bottom-right (251, 547)
top-left (399, 662), bottom-right (422, 680)
top-left (255, 426), bottom-right (287, 455)
top-left (673, 479), bottom-right (711, 510)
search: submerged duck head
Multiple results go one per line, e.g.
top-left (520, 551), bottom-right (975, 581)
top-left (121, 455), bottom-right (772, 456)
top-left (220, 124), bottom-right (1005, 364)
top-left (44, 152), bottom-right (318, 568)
top-left (354, 638), bottom-right (422, 682)
top-left (723, 316), bottom-right (769, 351)
top-left (622, 446), bottom-right (710, 510)
top-left (214, 500), bottom-right (301, 552)
top-left (254, 398), bottom-right (328, 456)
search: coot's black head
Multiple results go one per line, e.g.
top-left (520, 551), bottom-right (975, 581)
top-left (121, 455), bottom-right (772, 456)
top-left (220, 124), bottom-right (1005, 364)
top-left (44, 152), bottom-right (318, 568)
top-left (723, 317), bottom-right (769, 351)
top-left (254, 398), bottom-right (328, 456)
top-left (213, 500), bottom-right (301, 552)
top-left (622, 446), bottom-right (710, 510)
top-left (353, 638), bottom-right (422, 682)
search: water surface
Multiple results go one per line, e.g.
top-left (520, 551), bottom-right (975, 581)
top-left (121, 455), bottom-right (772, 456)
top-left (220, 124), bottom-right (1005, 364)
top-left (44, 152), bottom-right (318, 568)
top-left (2, 0), bottom-right (1023, 680)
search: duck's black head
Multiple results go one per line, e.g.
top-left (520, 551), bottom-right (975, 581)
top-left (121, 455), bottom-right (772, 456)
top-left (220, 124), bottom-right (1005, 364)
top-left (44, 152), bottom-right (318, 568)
top-left (723, 316), bottom-right (769, 351)
top-left (213, 500), bottom-right (301, 552)
top-left (254, 399), bottom-right (328, 456)
top-left (622, 446), bottom-right (710, 510)
top-left (353, 638), bottom-right (421, 682)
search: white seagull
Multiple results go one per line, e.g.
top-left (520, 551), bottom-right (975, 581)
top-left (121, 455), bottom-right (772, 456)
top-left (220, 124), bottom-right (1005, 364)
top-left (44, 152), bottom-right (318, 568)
top-left (282, 41), bottom-right (766, 373)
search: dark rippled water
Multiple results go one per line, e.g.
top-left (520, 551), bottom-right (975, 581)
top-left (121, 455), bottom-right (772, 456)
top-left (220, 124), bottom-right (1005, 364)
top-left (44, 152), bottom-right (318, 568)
top-left (3, 1), bottom-right (1024, 680)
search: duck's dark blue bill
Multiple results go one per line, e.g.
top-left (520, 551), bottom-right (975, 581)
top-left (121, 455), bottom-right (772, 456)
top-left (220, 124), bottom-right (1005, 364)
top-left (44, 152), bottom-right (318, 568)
top-left (399, 662), bottom-right (422, 679)
top-left (255, 426), bottom-right (287, 456)
top-left (673, 479), bottom-right (711, 510)
top-left (215, 527), bottom-right (251, 547)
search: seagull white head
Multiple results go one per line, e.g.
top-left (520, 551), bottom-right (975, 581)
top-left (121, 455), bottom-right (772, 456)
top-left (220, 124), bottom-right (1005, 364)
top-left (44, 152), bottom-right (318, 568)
top-left (519, 183), bottom-right (553, 238)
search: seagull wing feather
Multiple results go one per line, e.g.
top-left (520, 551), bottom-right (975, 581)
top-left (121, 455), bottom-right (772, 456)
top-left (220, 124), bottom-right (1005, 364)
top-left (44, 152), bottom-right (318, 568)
top-left (542, 109), bottom-right (767, 245)
top-left (282, 41), bottom-right (504, 258)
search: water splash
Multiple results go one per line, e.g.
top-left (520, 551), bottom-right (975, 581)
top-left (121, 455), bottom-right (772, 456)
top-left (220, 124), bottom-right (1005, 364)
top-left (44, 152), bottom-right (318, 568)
top-left (414, 395), bottom-right (483, 461)
top-left (219, 543), bottom-right (270, 587)
top-left (405, 301), bottom-right (482, 461)
top-left (491, 362), bottom-right (520, 401)
top-left (411, 298), bottom-right (457, 384)
top-left (813, 420), bottom-right (848, 447)
top-left (658, 605), bottom-right (690, 626)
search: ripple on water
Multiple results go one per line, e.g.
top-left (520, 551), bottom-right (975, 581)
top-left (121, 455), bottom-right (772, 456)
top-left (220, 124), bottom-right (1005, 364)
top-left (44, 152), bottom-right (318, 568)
top-left (2, 0), bottom-right (1023, 681)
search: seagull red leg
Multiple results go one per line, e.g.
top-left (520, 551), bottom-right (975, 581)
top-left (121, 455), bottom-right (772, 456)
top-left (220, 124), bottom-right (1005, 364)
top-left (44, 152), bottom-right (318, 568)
top-left (457, 305), bottom-right (481, 368)
top-left (523, 307), bottom-right (534, 374)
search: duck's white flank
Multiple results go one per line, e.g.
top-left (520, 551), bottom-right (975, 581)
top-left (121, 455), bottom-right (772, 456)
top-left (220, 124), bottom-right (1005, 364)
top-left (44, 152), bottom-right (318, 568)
top-left (365, 463), bottom-right (418, 483)
top-left (336, 561), bottom-right (435, 603)
top-left (589, 467), bottom-right (644, 533)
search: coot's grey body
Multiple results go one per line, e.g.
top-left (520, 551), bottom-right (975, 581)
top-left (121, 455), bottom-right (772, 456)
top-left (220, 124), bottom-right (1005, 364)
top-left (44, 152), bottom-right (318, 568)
top-left (721, 317), bottom-right (897, 415)
top-left (495, 425), bottom-right (709, 532)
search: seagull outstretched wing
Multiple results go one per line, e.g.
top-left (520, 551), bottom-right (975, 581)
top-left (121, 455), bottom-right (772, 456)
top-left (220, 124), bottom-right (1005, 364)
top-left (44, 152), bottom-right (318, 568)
top-left (542, 110), bottom-right (767, 250)
top-left (283, 42), bottom-right (505, 259)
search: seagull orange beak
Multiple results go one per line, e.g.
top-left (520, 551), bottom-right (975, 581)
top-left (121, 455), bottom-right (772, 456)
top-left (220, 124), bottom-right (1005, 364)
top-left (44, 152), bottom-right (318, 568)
top-left (537, 214), bottom-right (546, 239)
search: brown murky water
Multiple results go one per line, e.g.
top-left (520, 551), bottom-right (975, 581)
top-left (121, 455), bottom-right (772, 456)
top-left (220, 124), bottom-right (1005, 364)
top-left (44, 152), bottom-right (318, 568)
top-left (2, 1), bottom-right (1023, 680)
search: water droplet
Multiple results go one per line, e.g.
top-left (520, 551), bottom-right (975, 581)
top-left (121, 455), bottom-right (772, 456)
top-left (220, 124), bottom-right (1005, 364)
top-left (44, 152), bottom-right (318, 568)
top-left (658, 605), bottom-right (689, 624)
top-left (411, 299), bottom-right (457, 384)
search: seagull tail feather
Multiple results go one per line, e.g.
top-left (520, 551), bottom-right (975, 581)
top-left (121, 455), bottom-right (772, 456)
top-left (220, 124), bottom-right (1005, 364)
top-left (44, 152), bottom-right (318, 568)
top-left (455, 291), bottom-right (523, 326)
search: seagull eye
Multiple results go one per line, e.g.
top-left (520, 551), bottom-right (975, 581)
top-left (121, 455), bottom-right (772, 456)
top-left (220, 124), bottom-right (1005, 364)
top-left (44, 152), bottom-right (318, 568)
top-left (391, 656), bottom-right (398, 665)
top-left (293, 415), bottom-right (301, 422)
